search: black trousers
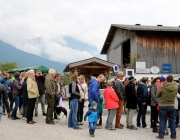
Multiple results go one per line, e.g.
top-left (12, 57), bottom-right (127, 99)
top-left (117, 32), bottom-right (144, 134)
top-left (151, 106), bottom-right (158, 129)
top-left (8, 95), bottom-right (14, 111)
top-left (27, 98), bottom-right (36, 123)
top-left (98, 113), bottom-right (102, 125)
top-left (23, 104), bottom-right (27, 118)
top-left (19, 96), bottom-right (23, 111)
top-left (77, 99), bottom-right (85, 122)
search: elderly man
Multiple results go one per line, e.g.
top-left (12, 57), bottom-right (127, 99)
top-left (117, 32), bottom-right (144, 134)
top-left (26, 70), bottom-right (39, 124)
top-left (44, 69), bottom-right (56, 125)
top-left (156, 75), bottom-right (178, 140)
top-left (114, 71), bottom-right (125, 129)
top-left (88, 74), bottom-right (105, 104)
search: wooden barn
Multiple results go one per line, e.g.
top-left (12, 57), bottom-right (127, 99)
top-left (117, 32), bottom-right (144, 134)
top-left (101, 24), bottom-right (180, 74)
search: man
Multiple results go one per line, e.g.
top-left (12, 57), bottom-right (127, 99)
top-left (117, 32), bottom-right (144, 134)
top-left (34, 70), bottom-right (46, 117)
top-left (150, 77), bottom-right (160, 133)
top-left (125, 76), bottom-right (137, 130)
top-left (44, 69), bottom-right (56, 124)
top-left (54, 73), bottom-right (61, 119)
top-left (0, 83), bottom-right (10, 119)
top-left (136, 77), bottom-right (149, 128)
top-left (156, 75), bottom-right (178, 140)
top-left (114, 71), bottom-right (125, 129)
top-left (88, 74), bottom-right (105, 104)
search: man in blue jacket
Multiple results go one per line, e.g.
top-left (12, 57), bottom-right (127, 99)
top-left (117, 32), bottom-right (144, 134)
top-left (88, 74), bottom-right (105, 104)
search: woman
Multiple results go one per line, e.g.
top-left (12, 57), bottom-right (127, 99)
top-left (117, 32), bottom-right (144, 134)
top-left (26, 69), bottom-right (39, 124)
top-left (11, 72), bottom-right (22, 120)
top-left (104, 80), bottom-right (119, 130)
top-left (22, 72), bottom-right (28, 120)
top-left (77, 75), bottom-right (88, 125)
top-left (68, 71), bottom-right (81, 129)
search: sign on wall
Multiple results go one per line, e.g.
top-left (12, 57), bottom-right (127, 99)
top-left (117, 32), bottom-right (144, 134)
top-left (150, 66), bottom-right (160, 74)
top-left (112, 65), bottom-right (120, 74)
top-left (162, 63), bottom-right (172, 74)
top-left (136, 68), bottom-right (150, 74)
top-left (136, 62), bottom-right (146, 69)
top-left (126, 69), bottom-right (134, 77)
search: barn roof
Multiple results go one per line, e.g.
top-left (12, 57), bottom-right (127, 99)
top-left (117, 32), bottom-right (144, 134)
top-left (63, 57), bottom-right (117, 72)
top-left (101, 24), bottom-right (180, 54)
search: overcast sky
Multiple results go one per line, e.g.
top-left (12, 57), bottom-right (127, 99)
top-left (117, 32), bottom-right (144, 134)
top-left (0, 0), bottom-right (180, 63)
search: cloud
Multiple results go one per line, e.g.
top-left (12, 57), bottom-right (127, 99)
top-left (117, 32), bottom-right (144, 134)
top-left (0, 0), bottom-right (180, 63)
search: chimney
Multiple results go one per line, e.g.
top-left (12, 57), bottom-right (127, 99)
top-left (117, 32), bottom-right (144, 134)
top-left (157, 25), bottom-right (163, 26)
top-left (135, 24), bottom-right (141, 26)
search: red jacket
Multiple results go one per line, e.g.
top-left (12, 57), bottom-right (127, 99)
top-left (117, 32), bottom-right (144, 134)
top-left (104, 86), bottom-right (119, 109)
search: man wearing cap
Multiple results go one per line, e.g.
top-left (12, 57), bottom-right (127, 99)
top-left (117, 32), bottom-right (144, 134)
top-left (114, 71), bottom-right (125, 129)
top-left (11, 72), bottom-right (22, 120)
top-left (125, 76), bottom-right (137, 130)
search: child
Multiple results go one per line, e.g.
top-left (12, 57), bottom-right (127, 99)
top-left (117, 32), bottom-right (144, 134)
top-left (84, 101), bottom-right (99, 137)
top-left (97, 96), bottom-right (103, 126)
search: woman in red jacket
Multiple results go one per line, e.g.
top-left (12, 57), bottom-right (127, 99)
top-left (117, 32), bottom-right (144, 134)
top-left (104, 80), bottom-right (119, 130)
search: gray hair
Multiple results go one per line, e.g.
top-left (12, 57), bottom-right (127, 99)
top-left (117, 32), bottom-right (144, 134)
top-left (27, 69), bottom-right (35, 76)
top-left (48, 69), bottom-right (56, 74)
top-left (116, 71), bottom-right (124, 77)
top-left (107, 80), bottom-right (113, 86)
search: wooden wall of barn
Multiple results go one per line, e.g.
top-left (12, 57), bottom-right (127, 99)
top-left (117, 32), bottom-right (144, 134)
top-left (136, 31), bottom-right (180, 73)
top-left (107, 28), bottom-right (137, 66)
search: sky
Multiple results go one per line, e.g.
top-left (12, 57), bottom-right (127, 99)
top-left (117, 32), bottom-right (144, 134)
top-left (0, 0), bottom-right (180, 64)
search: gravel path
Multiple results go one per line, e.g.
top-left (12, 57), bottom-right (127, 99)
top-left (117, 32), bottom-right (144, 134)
top-left (0, 101), bottom-right (179, 140)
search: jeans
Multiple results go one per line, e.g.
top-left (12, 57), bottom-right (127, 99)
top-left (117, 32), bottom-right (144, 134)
top-left (12, 95), bottom-right (20, 118)
top-left (68, 99), bottom-right (79, 129)
top-left (35, 94), bottom-right (45, 114)
top-left (137, 103), bottom-right (147, 127)
top-left (106, 109), bottom-right (117, 128)
top-left (159, 106), bottom-right (176, 139)
top-left (77, 99), bottom-right (85, 122)
top-left (1, 94), bottom-right (6, 113)
top-left (89, 122), bottom-right (96, 133)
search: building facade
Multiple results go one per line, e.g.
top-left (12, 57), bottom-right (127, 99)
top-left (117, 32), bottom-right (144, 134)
top-left (101, 24), bottom-right (180, 74)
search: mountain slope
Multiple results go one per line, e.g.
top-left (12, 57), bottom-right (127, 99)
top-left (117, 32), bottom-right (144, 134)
top-left (0, 40), bottom-right (66, 73)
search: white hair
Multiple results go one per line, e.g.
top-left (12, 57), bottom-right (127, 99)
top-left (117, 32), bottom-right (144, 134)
top-left (27, 69), bottom-right (35, 76)
top-left (116, 71), bottom-right (124, 77)
top-left (48, 69), bottom-right (56, 74)
top-left (107, 80), bottom-right (113, 86)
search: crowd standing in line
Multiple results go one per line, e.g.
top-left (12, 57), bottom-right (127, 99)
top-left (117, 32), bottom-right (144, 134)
top-left (1, 69), bottom-right (180, 140)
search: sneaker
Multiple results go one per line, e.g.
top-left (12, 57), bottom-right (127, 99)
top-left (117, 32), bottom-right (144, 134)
top-left (127, 125), bottom-right (138, 130)
top-left (3, 112), bottom-right (6, 115)
top-left (22, 117), bottom-right (25, 120)
top-left (80, 122), bottom-right (83, 125)
top-left (15, 117), bottom-right (20, 119)
top-left (11, 117), bottom-right (16, 120)
top-left (143, 126), bottom-right (150, 128)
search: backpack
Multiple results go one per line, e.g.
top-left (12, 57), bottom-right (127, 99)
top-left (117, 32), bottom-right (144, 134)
top-left (64, 82), bottom-right (73, 99)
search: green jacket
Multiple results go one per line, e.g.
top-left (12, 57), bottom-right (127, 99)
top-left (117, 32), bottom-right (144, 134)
top-left (156, 82), bottom-right (178, 106)
top-left (98, 96), bottom-right (103, 113)
top-left (44, 75), bottom-right (55, 96)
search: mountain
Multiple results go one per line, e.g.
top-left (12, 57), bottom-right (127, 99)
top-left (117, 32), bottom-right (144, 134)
top-left (0, 40), bottom-right (66, 73)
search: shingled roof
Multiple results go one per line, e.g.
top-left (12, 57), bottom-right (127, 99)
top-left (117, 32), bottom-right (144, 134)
top-left (101, 24), bottom-right (180, 54)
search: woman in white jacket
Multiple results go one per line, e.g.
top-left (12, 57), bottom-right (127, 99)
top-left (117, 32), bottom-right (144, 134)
top-left (77, 75), bottom-right (88, 125)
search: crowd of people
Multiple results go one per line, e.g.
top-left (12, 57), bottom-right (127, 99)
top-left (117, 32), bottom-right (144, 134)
top-left (0, 69), bottom-right (180, 140)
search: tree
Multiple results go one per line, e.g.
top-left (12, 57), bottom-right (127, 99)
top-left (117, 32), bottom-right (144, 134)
top-left (0, 62), bottom-right (18, 72)
top-left (61, 73), bottom-right (71, 85)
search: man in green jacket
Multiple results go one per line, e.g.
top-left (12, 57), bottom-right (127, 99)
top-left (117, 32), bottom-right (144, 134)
top-left (156, 75), bottom-right (178, 140)
top-left (44, 69), bottom-right (56, 125)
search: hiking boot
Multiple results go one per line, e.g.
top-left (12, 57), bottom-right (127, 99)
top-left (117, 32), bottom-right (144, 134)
top-left (127, 125), bottom-right (138, 130)
top-left (115, 125), bottom-right (123, 129)
top-left (120, 123), bottom-right (124, 127)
